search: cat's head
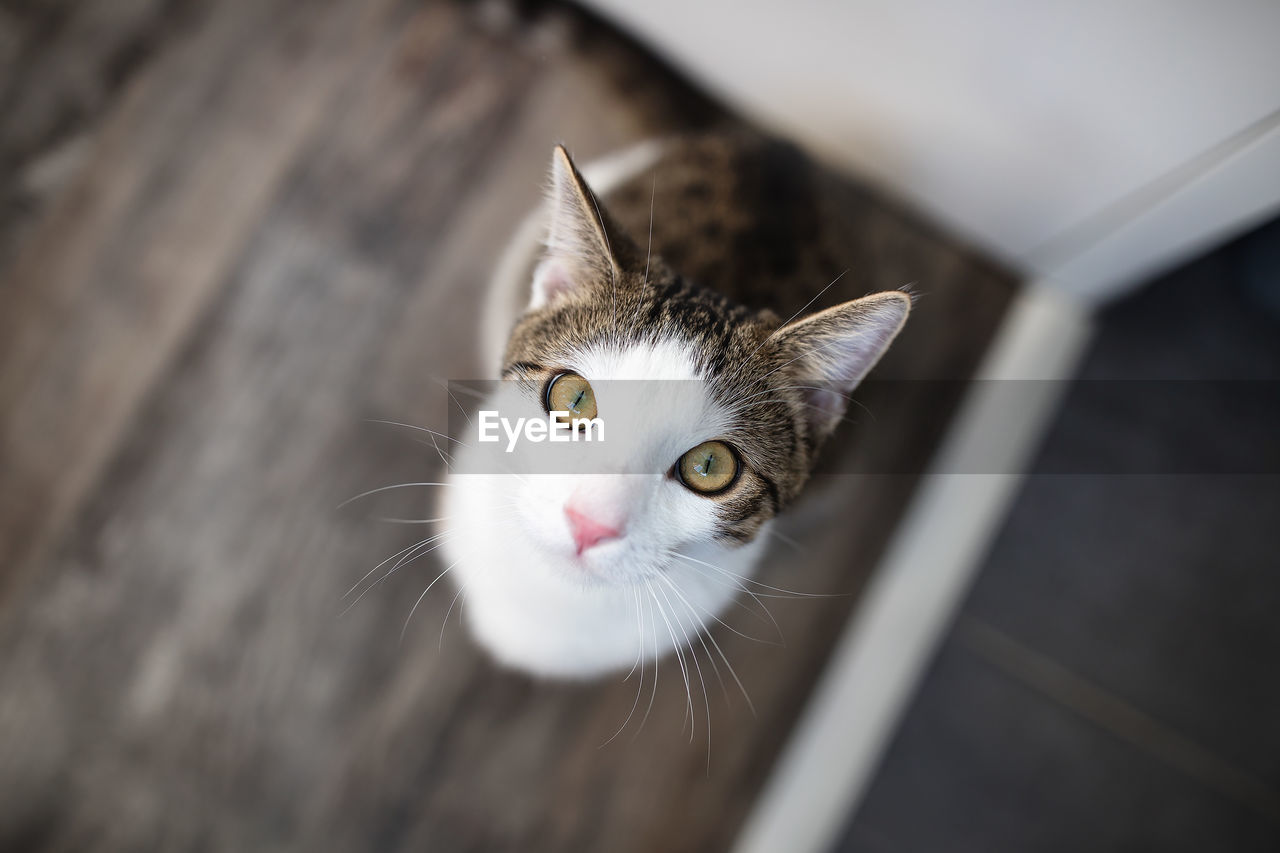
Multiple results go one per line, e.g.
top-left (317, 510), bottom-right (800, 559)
top-left (488, 145), bottom-right (908, 584)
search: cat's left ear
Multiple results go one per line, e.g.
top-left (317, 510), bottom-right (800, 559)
top-left (529, 145), bottom-right (630, 310)
top-left (768, 291), bottom-right (911, 441)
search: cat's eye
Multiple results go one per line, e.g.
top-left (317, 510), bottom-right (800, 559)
top-left (545, 372), bottom-right (597, 423)
top-left (676, 440), bottom-right (739, 495)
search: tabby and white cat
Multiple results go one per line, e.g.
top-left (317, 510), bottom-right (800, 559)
top-left (441, 133), bottom-right (909, 678)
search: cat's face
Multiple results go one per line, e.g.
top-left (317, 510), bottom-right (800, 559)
top-left (467, 145), bottom-right (909, 588)
top-left (490, 327), bottom-right (786, 587)
top-left (503, 271), bottom-right (792, 557)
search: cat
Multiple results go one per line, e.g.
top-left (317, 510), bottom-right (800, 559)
top-left (440, 132), bottom-right (910, 679)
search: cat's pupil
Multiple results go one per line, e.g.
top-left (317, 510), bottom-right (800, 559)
top-left (571, 390), bottom-right (584, 411)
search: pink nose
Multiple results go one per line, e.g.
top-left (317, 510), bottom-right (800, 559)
top-left (565, 505), bottom-right (621, 554)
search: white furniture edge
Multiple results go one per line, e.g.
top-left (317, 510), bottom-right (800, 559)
top-left (733, 284), bottom-right (1092, 853)
top-left (1042, 109), bottom-right (1280, 302)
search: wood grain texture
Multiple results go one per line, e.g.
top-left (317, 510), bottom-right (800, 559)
top-left (0, 2), bottom-right (1016, 850)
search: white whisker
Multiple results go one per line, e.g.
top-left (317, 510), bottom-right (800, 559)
top-left (600, 587), bottom-right (648, 748)
top-left (661, 558), bottom-right (781, 645)
top-left (635, 590), bottom-right (661, 739)
top-left (436, 378), bottom-right (475, 431)
top-left (655, 579), bottom-right (710, 755)
top-left (438, 583), bottom-right (466, 650)
top-left (377, 516), bottom-right (449, 525)
top-left (646, 580), bottom-right (694, 738)
top-left (341, 534), bottom-right (451, 615)
top-left (444, 382), bottom-right (488, 401)
top-left (671, 552), bottom-right (785, 644)
top-left (731, 269), bottom-right (849, 379)
top-left (661, 573), bottom-right (756, 717)
top-left (766, 526), bottom-right (809, 555)
top-left (673, 551), bottom-right (840, 599)
top-left (400, 560), bottom-right (460, 644)
top-left (365, 418), bottom-right (469, 447)
top-left (420, 432), bottom-right (456, 470)
top-left (338, 482), bottom-right (450, 511)
top-left (660, 574), bottom-right (729, 704)
top-left (343, 533), bottom-right (445, 600)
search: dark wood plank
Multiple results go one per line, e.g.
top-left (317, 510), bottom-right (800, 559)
top-left (0, 0), bottom-right (210, 273)
top-left (0, 0), bottom-right (397, 599)
top-left (0, 2), bottom-right (1017, 851)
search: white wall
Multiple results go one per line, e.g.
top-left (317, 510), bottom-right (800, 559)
top-left (582, 0), bottom-right (1280, 300)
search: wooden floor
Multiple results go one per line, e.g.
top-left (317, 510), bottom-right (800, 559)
top-left (0, 2), bottom-right (1016, 850)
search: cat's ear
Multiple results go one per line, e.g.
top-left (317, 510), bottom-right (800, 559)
top-left (529, 145), bottom-right (624, 310)
top-left (768, 291), bottom-right (911, 441)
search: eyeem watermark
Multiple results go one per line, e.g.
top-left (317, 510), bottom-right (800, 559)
top-left (477, 411), bottom-right (605, 452)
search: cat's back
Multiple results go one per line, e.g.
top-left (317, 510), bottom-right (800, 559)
top-left (601, 131), bottom-right (895, 317)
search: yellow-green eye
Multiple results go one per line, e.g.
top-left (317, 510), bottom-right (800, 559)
top-left (676, 440), bottom-right (739, 495)
top-left (546, 373), bottom-right (597, 423)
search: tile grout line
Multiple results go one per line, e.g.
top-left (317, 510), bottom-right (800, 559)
top-left (958, 615), bottom-right (1280, 824)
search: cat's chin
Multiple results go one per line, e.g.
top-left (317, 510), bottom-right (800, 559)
top-left (440, 474), bottom-right (771, 678)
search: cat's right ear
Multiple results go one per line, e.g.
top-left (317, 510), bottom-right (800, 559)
top-left (529, 145), bottom-right (621, 310)
top-left (767, 291), bottom-right (911, 442)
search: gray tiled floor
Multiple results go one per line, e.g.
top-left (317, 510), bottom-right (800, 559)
top-left (844, 638), bottom-right (1280, 853)
top-left (838, 218), bottom-right (1280, 851)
